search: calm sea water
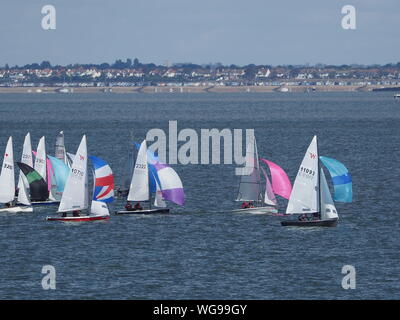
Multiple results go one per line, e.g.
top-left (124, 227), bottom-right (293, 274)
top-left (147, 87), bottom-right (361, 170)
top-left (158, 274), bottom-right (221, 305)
top-left (0, 92), bottom-right (399, 299)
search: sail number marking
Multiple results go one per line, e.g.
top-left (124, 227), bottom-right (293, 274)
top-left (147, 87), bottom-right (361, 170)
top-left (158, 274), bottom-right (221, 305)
top-left (135, 163), bottom-right (147, 169)
top-left (299, 166), bottom-right (315, 179)
top-left (71, 168), bottom-right (84, 178)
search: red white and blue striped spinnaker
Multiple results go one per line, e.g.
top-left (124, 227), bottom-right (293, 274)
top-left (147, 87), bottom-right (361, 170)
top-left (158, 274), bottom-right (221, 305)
top-left (90, 156), bottom-right (114, 203)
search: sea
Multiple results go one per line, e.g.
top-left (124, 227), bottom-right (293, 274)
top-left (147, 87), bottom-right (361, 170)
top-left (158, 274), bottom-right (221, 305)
top-left (0, 92), bottom-right (399, 299)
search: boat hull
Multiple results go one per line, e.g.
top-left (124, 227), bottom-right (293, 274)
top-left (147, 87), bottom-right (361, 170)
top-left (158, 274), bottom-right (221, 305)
top-left (115, 208), bottom-right (170, 215)
top-left (232, 206), bottom-right (279, 215)
top-left (31, 200), bottom-right (60, 206)
top-left (281, 218), bottom-right (338, 227)
top-left (46, 215), bottom-right (110, 222)
top-left (0, 206), bottom-right (33, 213)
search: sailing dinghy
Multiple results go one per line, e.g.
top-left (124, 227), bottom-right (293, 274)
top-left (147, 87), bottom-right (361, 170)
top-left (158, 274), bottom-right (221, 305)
top-left (232, 137), bottom-right (278, 214)
top-left (116, 139), bottom-right (184, 214)
top-left (281, 136), bottom-right (352, 227)
top-left (0, 137), bottom-right (32, 213)
top-left (31, 136), bottom-right (60, 206)
top-left (46, 135), bottom-right (112, 222)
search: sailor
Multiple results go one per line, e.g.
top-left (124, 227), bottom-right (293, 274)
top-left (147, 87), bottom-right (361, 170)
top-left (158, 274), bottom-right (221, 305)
top-left (241, 202), bottom-right (249, 209)
top-left (134, 202), bottom-right (142, 210)
top-left (248, 202), bottom-right (254, 208)
top-left (312, 212), bottom-right (320, 220)
top-left (125, 201), bottom-right (133, 211)
top-left (72, 210), bottom-right (81, 217)
top-left (298, 214), bottom-right (307, 221)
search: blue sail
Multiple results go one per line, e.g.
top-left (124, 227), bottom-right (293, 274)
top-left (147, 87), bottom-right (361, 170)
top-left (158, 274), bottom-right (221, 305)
top-left (319, 156), bottom-right (352, 202)
top-left (47, 155), bottom-right (70, 193)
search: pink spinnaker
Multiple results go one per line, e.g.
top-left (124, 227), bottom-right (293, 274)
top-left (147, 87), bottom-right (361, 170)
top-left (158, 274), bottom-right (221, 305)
top-left (260, 158), bottom-right (292, 199)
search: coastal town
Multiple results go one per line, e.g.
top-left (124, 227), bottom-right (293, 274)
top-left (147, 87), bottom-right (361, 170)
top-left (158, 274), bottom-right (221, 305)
top-left (1, 59), bottom-right (400, 93)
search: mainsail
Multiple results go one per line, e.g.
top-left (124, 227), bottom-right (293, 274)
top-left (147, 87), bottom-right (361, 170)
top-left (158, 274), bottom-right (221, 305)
top-left (55, 131), bottom-right (67, 163)
top-left (235, 137), bottom-right (262, 202)
top-left (34, 136), bottom-right (47, 182)
top-left (16, 163), bottom-right (49, 201)
top-left (58, 135), bottom-right (88, 212)
top-left (127, 140), bottom-right (149, 202)
top-left (17, 133), bottom-right (33, 205)
top-left (286, 136), bottom-right (319, 215)
top-left (0, 137), bottom-right (15, 204)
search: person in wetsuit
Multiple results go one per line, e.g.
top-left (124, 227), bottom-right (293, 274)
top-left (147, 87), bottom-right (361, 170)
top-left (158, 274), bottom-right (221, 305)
top-left (125, 201), bottom-right (133, 211)
top-left (134, 202), bottom-right (143, 210)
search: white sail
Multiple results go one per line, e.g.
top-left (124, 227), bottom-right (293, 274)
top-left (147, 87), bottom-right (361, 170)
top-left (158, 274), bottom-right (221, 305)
top-left (127, 140), bottom-right (149, 202)
top-left (57, 135), bottom-right (88, 212)
top-left (17, 133), bottom-right (33, 205)
top-left (0, 137), bottom-right (15, 204)
top-left (261, 167), bottom-right (277, 206)
top-left (286, 136), bottom-right (319, 215)
top-left (90, 200), bottom-right (110, 216)
top-left (320, 168), bottom-right (339, 220)
top-left (34, 136), bottom-right (47, 182)
top-left (154, 180), bottom-right (166, 208)
top-left (235, 137), bottom-right (262, 202)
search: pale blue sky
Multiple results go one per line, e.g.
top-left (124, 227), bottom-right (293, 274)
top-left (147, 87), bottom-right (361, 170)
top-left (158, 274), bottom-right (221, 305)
top-left (0, 0), bottom-right (398, 66)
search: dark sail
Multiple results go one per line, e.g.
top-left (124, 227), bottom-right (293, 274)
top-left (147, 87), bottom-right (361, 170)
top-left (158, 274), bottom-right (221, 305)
top-left (16, 162), bottom-right (49, 201)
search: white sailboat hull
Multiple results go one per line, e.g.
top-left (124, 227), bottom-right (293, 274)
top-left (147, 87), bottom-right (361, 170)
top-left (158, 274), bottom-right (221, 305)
top-left (232, 206), bottom-right (279, 215)
top-left (46, 214), bottom-right (110, 222)
top-left (0, 206), bottom-right (33, 213)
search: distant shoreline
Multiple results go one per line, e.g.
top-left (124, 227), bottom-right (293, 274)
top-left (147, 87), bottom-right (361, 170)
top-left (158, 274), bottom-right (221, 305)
top-left (1, 85), bottom-right (399, 94)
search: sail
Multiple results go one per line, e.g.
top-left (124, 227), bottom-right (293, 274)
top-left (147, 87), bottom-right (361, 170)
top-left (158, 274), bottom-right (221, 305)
top-left (0, 137), bottom-right (15, 204)
top-left (127, 140), bottom-right (149, 202)
top-left (319, 156), bottom-right (352, 203)
top-left (47, 158), bottom-right (58, 201)
top-left (286, 136), bottom-right (319, 215)
top-left (260, 158), bottom-right (292, 199)
top-left (58, 135), bottom-right (88, 212)
top-left (260, 167), bottom-right (277, 206)
top-left (47, 155), bottom-right (70, 194)
top-left (16, 162), bottom-right (49, 201)
top-left (89, 156), bottom-right (114, 203)
top-left (320, 168), bottom-right (339, 220)
top-left (136, 142), bottom-right (185, 206)
top-left (235, 137), bottom-right (262, 202)
top-left (34, 136), bottom-right (47, 182)
top-left (90, 200), bottom-right (110, 216)
top-left (153, 162), bottom-right (184, 205)
top-left (17, 133), bottom-right (33, 205)
top-left (55, 131), bottom-right (68, 164)
top-left (154, 180), bottom-right (167, 208)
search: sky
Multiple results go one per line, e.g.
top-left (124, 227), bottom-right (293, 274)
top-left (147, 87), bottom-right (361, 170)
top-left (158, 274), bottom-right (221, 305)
top-left (0, 0), bottom-right (399, 66)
